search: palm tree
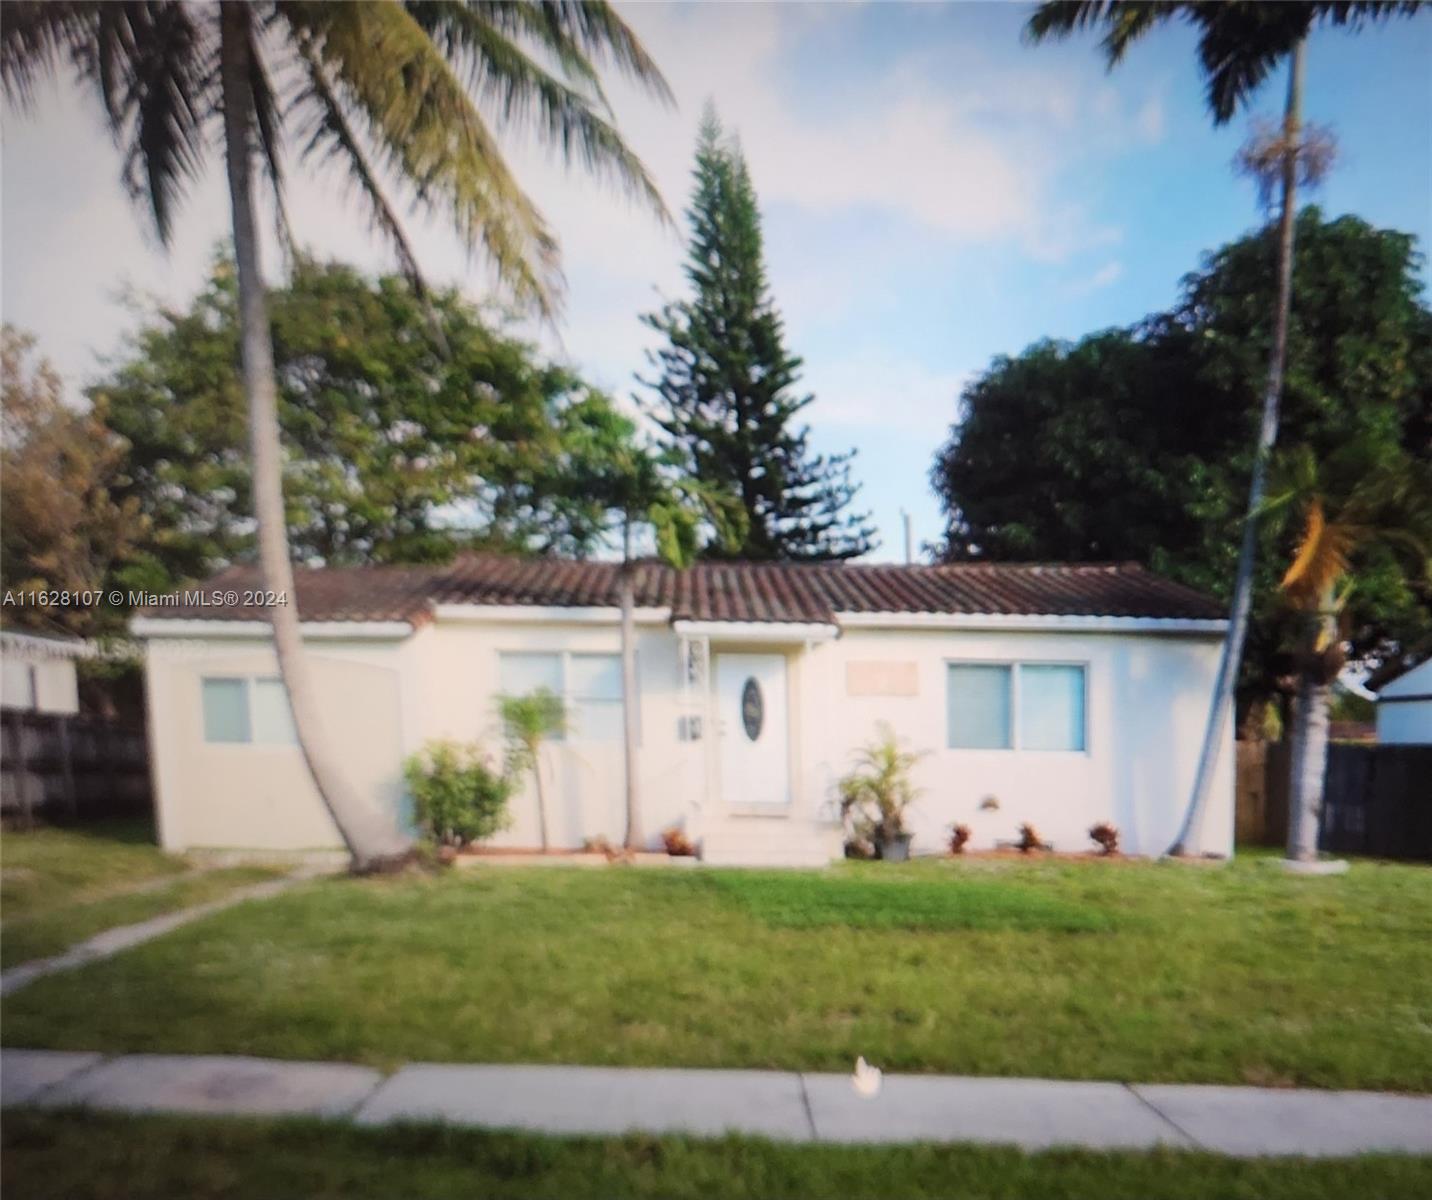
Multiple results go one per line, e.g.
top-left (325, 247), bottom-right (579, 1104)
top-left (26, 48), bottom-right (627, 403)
top-left (1026, 1), bottom-right (1423, 856)
top-left (555, 399), bottom-right (743, 848)
top-left (1266, 449), bottom-right (1431, 861)
top-left (2, 2), bottom-right (670, 871)
top-left (499, 688), bottom-right (567, 853)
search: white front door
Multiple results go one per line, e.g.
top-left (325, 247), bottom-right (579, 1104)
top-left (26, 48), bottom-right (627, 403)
top-left (715, 653), bottom-right (790, 809)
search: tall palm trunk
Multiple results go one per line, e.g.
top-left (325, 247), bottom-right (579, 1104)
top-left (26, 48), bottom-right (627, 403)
top-left (1170, 39), bottom-right (1305, 857)
top-left (619, 522), bottom-right (642, 850)
top-left (1286, 585), bottom-right (1336, 861)
top-left (219, 2), bottom-right (409, 872)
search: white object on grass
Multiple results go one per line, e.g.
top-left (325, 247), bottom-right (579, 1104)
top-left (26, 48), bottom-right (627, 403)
top-left (852, 1056), bottom-right (882, 1099)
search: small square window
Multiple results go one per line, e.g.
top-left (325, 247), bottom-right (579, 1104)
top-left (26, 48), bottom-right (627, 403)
top-left (202, 678), bottom-right (251, 744)
top-left (947, 664), bottom-right (1012, 749)
top-left (251, 678), bottom-right (298, 745)
top-left (1018, 664), bottom-right (1086, 752)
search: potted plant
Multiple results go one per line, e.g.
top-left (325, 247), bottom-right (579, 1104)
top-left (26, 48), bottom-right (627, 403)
top-left (838, 724), bottom-right (926, 862)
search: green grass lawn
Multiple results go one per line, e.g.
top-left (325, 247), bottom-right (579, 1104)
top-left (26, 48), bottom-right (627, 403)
top-left (3, 855), bottom-right (1430, 1089)
top-left (0, 820), bottom-right (285, 969)
top-left (6, 1111), bottom-right (1432, 1200)
top-left (1, 820), bottom-right (187, 919)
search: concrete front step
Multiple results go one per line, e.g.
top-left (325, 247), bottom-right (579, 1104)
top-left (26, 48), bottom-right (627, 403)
top-left (700, 822), bottom-right (842, 867)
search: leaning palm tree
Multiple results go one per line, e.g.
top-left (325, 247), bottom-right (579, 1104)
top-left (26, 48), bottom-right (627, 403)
top-left (1026, 1), bottom-right (1424, 856)
top-left (1266, 448), bottom-right (1431, 861)
top-left (2, 1), bottom-right (670, 872)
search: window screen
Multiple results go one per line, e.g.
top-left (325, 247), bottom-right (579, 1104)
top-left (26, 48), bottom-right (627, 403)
top-left (1018, 664), bottom-right (1086, 751)
top-left (569, 653), bottom-right (623, 742)
top-left (202, 678), bottom-right (251, 744)
top-left (946, 664), bottom-right (1012, 749)
top-left (251, 678), bottom-right (298, 745)
top-left (499, 652), bottom-right (562, 695)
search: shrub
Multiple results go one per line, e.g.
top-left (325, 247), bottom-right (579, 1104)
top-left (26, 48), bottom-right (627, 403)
top-left (949, 824), bottom-right (972, 855)
top-left (661, 826), bottom-right (696, 857)
top-left (838, 723), bottom-right (927, 846)
top-left (403, 740), bottom-right (513, 849)
top-left (1089, 822), bottom-right (1120, 855)
top-left (1016, 823), bottom-right (1051, 854)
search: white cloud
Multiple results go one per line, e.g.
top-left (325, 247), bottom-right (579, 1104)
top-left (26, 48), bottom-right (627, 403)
top-left (1063, 259), bottom-right (1125, 297)
top-left (804, 351), bottom-right (972, 442)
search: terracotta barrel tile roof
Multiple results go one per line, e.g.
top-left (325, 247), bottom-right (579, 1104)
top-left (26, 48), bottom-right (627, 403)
top-left (139, 555), bottom-right (1225, 627)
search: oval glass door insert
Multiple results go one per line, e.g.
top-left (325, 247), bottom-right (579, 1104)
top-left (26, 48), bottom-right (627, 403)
top-left (741, 677), bottom-right (764, 741)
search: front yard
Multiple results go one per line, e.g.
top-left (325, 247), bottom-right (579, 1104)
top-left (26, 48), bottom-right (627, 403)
top-left (4, 850), bottom-right (1430, 1091)
top-left (0, 821), bottom-right (285, 970)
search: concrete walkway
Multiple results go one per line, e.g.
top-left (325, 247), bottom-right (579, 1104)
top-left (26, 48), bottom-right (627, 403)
top-left (0, 874), bottom-right (309, 998)
top-left (3, 1049), bottom-right (1430, 1157)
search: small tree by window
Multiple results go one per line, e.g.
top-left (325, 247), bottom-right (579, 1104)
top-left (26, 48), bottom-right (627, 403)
top-left (500, 688), bottom-right (568, 852)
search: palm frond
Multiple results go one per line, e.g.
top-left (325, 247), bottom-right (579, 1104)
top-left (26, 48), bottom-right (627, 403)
top-left (291, 35), bottom-right (425, 294)
top-left (475, 1), bottom-right (673, 104)
top-left (76, 1), bottom-right (216, 245)
top-left (245, 15), bottom-right (293, 259)
top-left (1025, 1), bottom-right (1172, 60)
top-left (282, 1), bottom-right (561, 317)
top-left (1281, 497), bottom-right (1357, 607)
top-left (0, 1), bottom-right (98, 108)
top-left (405, 1), bottom-right (668, 225)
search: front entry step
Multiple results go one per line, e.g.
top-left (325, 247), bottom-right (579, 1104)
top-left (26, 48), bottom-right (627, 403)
top-left (700, 825), bottom-right (842, 868)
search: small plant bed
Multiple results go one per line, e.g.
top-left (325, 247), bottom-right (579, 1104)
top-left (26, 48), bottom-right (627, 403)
top-left (453, 847), bottom-right (697, 869)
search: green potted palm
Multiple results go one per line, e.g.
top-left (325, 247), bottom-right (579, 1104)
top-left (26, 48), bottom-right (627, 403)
top-left (838, 724), bottom-right (925, 862)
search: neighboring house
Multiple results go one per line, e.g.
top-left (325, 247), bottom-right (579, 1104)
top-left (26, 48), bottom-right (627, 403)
top-left (0, 628), bottom-right (88, 714)
top-left (1372, 656), bottom-right (1432, 746)
top-left (132, 556), bottom-right (1234, 863)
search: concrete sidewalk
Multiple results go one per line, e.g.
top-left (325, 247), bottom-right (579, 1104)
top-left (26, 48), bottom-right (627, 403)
top-left (4, 1049), bottom-right (1430, 1157)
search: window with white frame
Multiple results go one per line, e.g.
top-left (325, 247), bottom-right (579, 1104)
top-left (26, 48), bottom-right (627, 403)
top-left (201, 676), bottom-right (297, 745)
top-left (498, 651), bottom-right (629, 743)
top-left (946, 662), bottom-right (1086, 752)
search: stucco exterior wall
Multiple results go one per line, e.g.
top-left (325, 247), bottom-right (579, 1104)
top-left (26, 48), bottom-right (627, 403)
top-left (1376, 659), bottom-right (1432, 745)
top-left (141, 615), bottom-right (1232, 860)
top-left (810, 627), bottom-right (1233, 857)
top-left (409, 617), bottom-right (696, 850)
top-left (145, 635), bottom-right (410, 851)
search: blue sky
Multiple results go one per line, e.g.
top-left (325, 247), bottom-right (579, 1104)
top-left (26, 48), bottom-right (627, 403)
top-left (3, 2), bottom-right (1429, 562)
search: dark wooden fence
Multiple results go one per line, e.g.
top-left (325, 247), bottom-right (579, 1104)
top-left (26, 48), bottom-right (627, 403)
top-left (0, 710), bottom-right (150, 827)
top-left (1237, 740), bottom-right (1432, 861)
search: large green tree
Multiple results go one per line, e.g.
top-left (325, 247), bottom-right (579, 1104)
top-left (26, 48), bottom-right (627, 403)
top-left (642, 110), bottom-right (875, 562)
top-left (1, 327), bottom-right (147, 637)
top-left (97, 256), bottom-right (628, 589)
top-left (3, 0), bottom-right (670, 870)
top-left (932, 209), bottom-right (1432, 729)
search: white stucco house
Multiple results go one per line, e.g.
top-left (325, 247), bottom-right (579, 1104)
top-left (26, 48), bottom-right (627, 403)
top-left (1374, 656), bottom-right (1432, 745)
top-left (133, 555), bottom-right (1234, 864)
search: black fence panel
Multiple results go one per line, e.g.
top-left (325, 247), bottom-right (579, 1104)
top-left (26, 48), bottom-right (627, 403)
top-left (0, 709), bottom-right (151, 826)
top-left (1320, 745), bottom-right (1432, 862)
